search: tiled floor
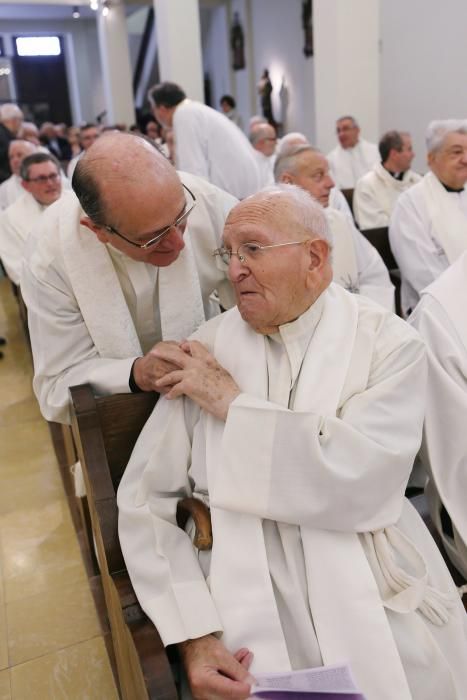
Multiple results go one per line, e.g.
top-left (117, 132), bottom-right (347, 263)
top-left (0, 277), bottom-right (118, 699)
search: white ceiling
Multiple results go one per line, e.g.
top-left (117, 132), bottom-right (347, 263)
top-left (0, 2), bottom-right (146, 21)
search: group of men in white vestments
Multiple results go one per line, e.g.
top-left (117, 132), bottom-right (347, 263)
top-left (11, 96), bottom-right (467, 700)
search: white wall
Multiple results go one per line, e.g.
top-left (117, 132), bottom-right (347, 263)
top-left (0, 18), bottom-right (104, 124)
top-left (380, 0), bottom-right (467, 173)
top-left (200, 5), bottom-right (232, 109)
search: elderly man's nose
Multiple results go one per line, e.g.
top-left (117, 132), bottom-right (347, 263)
top-left (228, 254), bottom-right (247, 282)
top-left (165, 225), bottom-right (185, 249)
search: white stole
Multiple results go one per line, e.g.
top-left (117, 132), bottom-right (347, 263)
top-left (423, 249), bottom-right (467, 349)
top-left (205, 286), bottom-right (413, 699)
top-left (421, 171), bottom-right (467, 263)
top-left (59, 192), bottom-right (205, 358)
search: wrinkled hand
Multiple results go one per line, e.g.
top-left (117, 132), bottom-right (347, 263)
top-left (154, 340), bottom-right (241, 421)
top-left (132, 341), bottom-right (182, 392)
top-left (179, 634), bottom-right (254, 700)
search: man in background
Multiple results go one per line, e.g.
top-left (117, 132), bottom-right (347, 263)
top-left (327, 115), bottom-right (379, 189)
top-left (249, 122), bottom-right (277, 187)
top-left (148, 82), bottom-right (260, 200)
top-left (0, 104), bottom-right (24, 183)
top-left (0, 139), bottom-right (37, 210)
top-left (354, 130), bottom-right (421, 229)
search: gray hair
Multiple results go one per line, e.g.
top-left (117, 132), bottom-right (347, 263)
top-left (337, 115), bottom-right (359, 128)
top-left (273, 144), bottom-right (319, 181)
top-left (425, 119), bottom-right (467, 153)
top-left (20, 152), bottom-right (60, 181)
top-left (246, 183), bottom-right (332, 248)
top-left (0, 103), bottom-right (23, 123)
top-left (276, 132), bottom-right (309, 159)
top-left (249, 123), bottom-right (275, 145)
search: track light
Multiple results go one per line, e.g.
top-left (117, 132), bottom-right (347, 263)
top-left (72, 6), bottom-right (80, 19)
top-left (90, 0), bottom-right (98, 11)
top-left (102, 0), bottom-right (110, 16)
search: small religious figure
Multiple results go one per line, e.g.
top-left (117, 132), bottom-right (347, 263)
top-left (257, 68), bottom-right (277, 128)
top-left (302, 0), bottom-right (314, 57)
top-left (230, 12), bottom-right (245, 71)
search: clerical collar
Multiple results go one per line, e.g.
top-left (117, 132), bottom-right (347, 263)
top-left (440, 181), bottom-right (465, 193)
top-left (385, 167), bottom-right (404, 181)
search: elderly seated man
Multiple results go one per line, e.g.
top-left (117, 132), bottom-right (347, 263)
top-left (389, 119), bottom-right (467, 316)
top-left (409, 250), bottom-right (467, 581)
top-left (118, 185), bottom-right (467, 700)
top-left (249, 122), bottom-right (277, 187)
top-left (274, 145), bottom-right (394, 309)
top-left (327, 115), bottom-right (379, 189)
top-left (0, 139), bottom-right (37, 210)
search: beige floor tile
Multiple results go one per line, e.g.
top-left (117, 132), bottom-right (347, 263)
top-left (0, 670), bottom-right (11, 700)
top-left (0, 421), bottom-right (55, 477)
top-left (10, 636), bottom-right (118, 700)
top-left (7, 579), bottom-right (102, 666)
top-left (0, 500), bottom-right (86, 603)
top-left (0, 396), bottom-right (42, 428)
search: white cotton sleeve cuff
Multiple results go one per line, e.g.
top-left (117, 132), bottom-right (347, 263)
top-left (88, 357), bottom-right (137, 396)
top-left (143, 581), bottom-right (223, 647)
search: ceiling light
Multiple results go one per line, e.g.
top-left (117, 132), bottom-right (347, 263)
top-left (90, 0), bottom-right (98, 11)
top-left (72, 6), bottom-right (80, 19)
top-left (102, 1), bottom-right (110, 16)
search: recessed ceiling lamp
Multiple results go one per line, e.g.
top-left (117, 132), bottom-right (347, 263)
top-left (72, 6), bottom-right (80, 19)
top-left (102, 0), bottom-right (110, 17)
top-left (90, 0), bottom-right (98, 11)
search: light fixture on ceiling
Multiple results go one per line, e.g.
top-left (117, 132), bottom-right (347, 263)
top-left (102, 0), bottom-right (110, 17)
top-left (72, 6), bottom-right (80, 19)
top-left (90, 0), bottom-right (98, 11)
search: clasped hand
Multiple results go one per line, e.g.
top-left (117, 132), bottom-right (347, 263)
top-left (151, 340), bottom-right (241, 421)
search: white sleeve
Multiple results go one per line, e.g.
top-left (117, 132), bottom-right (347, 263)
top-left (410, 297), bottom-right (467, 550)
top-left (389, 194), bottom-right (448, 299)
top-left (210, 323), bottom-right (426, 532)
top-left (351, 222), bottom-right (395, 309)
top-left (0, 213), bottom-right (23, 285)
top-left (117, 396), bottom-right (223, 646)
top-left (20, 256), bottom-right (136, 424)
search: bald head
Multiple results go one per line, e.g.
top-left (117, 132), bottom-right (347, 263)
top-left (74, 131), bottom-right (180, 227)
top-left (274, 145), bottom-right (335, 208)
top-left (9, 139), bottom-right (37, 176)
top-left (249, 123), bottom-right (277, 156)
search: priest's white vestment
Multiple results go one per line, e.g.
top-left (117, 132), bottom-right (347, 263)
top-left (0, 174), bottom-right (23, 210)
top-left (118, 284), bottom-right (467, 700)
top-left (409, 252), bottom-right (467, 580)
top-left (389, 172), bottom-right (467, 316)
top-left (173, 99), bottom-right (261, 200)
top-left (325, 207), bottom-right (394, 310)
top-left (328, 187), bottom-right (353, 219)
top-left (354, 162), bottom-right (421, 230)
top-left (253, 149), bottom-right (275, 188)
top-left (21, 173), bottom-right (237, 423)
top-left (327, 139), bottom-right (379, 189)
top-left (0, 191), bottom-right (44, 284)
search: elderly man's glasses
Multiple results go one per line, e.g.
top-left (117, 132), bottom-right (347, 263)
top-left (103, 183), bottom-right (196, 250)
top-left (213, 240), bottom-right (309, 266)
top-left (26, 172), bottom-right (60, 184)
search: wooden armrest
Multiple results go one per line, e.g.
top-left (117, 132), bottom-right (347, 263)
top-left (177, 497), bottom-right (212, 551)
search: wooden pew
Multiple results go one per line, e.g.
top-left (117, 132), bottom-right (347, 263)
top-left (359, 226), bottom-right (402, 316)
top-left (340, 188), bottom-right (355, 218)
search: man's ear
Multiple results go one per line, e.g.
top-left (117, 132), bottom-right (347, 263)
top-left (279, 172), bottom-right (294, 185)
top-left (308, 238), bottom-right (330, 271)
top-left (80, 216), bottom-right (109, 243)
top-left (21, 180), bottom-right (31, 193)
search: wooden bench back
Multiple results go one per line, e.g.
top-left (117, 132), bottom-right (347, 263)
top-left (340, 187), bottom-right (355, 217)
top-left (360, 226), bottom-right (398, 271)
top-left (70, 384), bottom-right (158, 575)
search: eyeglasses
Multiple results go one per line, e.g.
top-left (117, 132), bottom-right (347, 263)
top-left (103, 183), bottom-right (196, 250)
top-left (26, 172), bottom-right (60, 184)
top-left (213, 240), bottom-right (310, 266)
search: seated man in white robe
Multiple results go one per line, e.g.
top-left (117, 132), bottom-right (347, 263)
top-left (274, 145), bottom-right (394, 309)
top-left (277, 132), bottom-right (352, 218)
top-left (249, 123), bottom-right (277, 188)
top-left (0, 139), bottom-right (37, 210)
top-left (67, 123), bottom-right (100, 180)
top-left (409, 251), bottom-right (467, 580)
top-left (148, 82), bottom-right (261, 200)
top-left (389, 119), bottom-right (467, 316)
top-left (21, 132), bottom-right (237, 424)
top-left (118, 185), bottom-right (467, 700)
top-left (354, 130), bottom-right (421, 229)
top-left (327, 115), bottom-right (379, 189)
top-left (0, 152), bottom-right (62, 285)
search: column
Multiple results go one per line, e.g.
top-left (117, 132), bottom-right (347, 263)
top-left (153, 0), bottom-right (204, 102)
top-left (313, 0), bottom-right (380, 153)
top-left (97, 1), bottom-right (135, 126)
